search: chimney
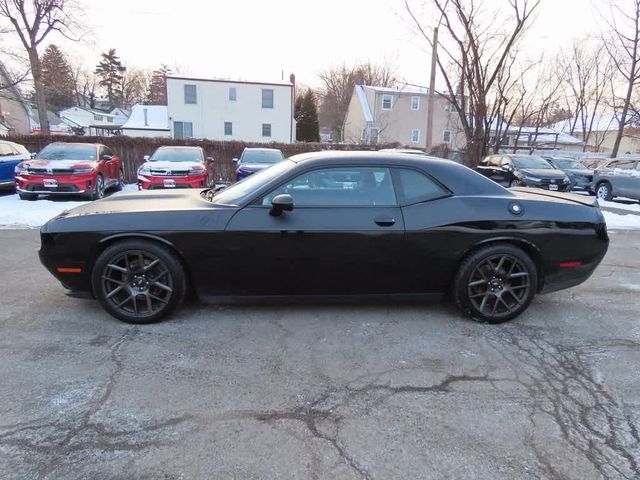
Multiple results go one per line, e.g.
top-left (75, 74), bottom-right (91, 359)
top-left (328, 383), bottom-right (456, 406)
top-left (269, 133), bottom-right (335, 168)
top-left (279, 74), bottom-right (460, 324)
top-left (289, 73), bottom-right (296, 85)
top-left (143, 108), bottom-right (149, 127)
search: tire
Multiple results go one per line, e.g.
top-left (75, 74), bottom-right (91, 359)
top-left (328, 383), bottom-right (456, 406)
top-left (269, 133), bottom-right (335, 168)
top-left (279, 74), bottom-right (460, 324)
top-left (89, 174), bottom-right (105, 201)
top-left (116, 169), bottom-right (124, 191)
top-left (18, 193), bottom-right (37, 201)
top-left (452, 243), bottom-right (538, 324)
top-left (595, 182), bottom-right (613, 201)
top-left (92, 240), bottom-right (186, 324)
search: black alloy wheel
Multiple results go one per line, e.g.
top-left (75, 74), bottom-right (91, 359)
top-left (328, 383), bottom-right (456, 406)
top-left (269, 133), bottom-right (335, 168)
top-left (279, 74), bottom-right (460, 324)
top-left (93, 240), bottom-right (185, 323)
top-left (453, 244), bottom-right (537, 323)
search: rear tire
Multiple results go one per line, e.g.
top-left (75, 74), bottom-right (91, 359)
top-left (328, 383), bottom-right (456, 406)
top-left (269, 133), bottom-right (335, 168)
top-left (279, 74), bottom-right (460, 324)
top-left (92, 240), bottom-right (186, 324)
top-left (89, 174), bottom-right (105, 201)
top-left (452, 244), bottom-right (537, 324)
top-left (116, 169), bottom-right (124, 191)
top-left (18, 193), bottom-right (37, 201)
top-left (595, 182), bottom-right (613, 201)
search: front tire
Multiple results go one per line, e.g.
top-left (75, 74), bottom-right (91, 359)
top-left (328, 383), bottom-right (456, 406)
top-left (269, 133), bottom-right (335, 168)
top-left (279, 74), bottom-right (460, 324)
top-left (92, 240), bottom-right (186, 324)
top-left (452, 244), bottom-right (537, 323)
top-left (595, 182), bottom-right (613, 201)
top-left (89, 174), bottom-right (105, 201)
top-left (116, 169), bottom-right (124, 191)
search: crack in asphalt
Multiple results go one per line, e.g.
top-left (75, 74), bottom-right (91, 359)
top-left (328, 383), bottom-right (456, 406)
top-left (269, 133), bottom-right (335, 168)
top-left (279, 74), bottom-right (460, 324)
top-left (0, 328), bottom-right (192, 478)
top-left (486, 326), bottom-right (640, 480)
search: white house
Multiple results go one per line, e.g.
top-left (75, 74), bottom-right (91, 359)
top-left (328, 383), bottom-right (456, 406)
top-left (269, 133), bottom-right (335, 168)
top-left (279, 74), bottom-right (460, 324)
top-left (121, 104), bottom-right (170, 138)
top-left (110, 107), bottom-right (131, 126)
top-left (59, 106), bottom-right (117, 135)
top-left (166, 74), bottom-right (296, 143)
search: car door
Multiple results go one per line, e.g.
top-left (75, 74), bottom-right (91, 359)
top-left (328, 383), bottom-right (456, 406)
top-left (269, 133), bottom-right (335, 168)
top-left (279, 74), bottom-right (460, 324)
top-left (221, 165), bottom-right (406, 296)
top-left (605, 159), bottom-right (636, 197)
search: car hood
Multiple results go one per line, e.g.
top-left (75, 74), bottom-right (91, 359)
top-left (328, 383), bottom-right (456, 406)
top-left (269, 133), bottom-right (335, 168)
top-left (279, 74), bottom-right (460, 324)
top-left (22, 159), bottom-right (96, 169)
top-left (143, 160), bottom-right (202, 170)
top-left (563, 169), bottom-right (593, 176)
top-left (519, 168), bottom-right (566, 179)
top-left (237, 163), bottom-right (271, 172)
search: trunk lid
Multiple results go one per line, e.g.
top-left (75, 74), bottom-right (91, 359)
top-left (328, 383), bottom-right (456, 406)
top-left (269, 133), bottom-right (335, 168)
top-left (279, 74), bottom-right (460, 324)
top-left (510, 187), bottom-right (599, 207)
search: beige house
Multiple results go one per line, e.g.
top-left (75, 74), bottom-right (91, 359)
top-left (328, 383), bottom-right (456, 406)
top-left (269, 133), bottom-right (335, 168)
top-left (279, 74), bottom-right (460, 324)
top-left (343, 85), bottom-right (464, 149)
top-left (0, 62), bottom-right (30, 135)
top-left (551, 114), bottom-right (640, 153)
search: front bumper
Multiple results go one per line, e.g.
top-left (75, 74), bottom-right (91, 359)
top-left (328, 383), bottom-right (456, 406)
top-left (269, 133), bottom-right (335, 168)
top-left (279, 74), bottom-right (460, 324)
top-left (522, 179), bottom-right (571, 192)
top-left (138, 173), bottom-right (208, 190)
top-left (15, 173), bottom-right (96, 195)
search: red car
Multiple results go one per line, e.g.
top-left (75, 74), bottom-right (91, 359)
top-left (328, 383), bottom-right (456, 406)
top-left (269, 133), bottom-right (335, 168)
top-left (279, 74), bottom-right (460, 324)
top-left (137, 146), bottom-right (214, 190)
top-left (15, 142), bottom-right (123, 201)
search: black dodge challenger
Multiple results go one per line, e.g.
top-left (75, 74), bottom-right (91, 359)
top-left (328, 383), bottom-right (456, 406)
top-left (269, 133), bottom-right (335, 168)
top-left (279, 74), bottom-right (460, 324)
top-left (39, 152), bottom-right (609, 324)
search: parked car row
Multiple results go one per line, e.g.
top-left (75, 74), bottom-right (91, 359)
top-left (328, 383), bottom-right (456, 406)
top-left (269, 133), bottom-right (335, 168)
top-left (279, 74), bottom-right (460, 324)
top-left (476, 153), bottom-right (640, 203)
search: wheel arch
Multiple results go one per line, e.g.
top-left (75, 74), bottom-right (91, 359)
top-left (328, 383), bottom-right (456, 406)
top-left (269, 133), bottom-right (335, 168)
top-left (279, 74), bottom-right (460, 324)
top-left (93, 233), bottom-right (195, 297)
top-left (460, 237), bottom-right (544, 292)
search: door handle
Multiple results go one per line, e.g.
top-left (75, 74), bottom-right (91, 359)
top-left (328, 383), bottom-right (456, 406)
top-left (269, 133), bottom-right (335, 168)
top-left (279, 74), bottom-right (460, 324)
top-left (374, 216), bottom-right (396, 227)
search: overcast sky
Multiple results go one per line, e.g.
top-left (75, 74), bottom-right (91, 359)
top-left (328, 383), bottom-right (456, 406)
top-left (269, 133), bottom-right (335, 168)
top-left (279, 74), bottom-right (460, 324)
top-left (57, 0), bottom-right (602, 89)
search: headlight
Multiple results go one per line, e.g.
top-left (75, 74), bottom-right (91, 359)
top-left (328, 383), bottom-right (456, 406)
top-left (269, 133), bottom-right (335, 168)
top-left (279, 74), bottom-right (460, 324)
top-left (563, 175), bottom-right (570, 183)
top-left (523, 175), bottom-right (541, 182)
top-left (190, 166), bottom-right (205, 174)
top-left (138, 166), bottom-right (151, 175)
top-left (73, 168), bottom-right (93, 174)
top-left (15, 163), bottom-right (28, 174)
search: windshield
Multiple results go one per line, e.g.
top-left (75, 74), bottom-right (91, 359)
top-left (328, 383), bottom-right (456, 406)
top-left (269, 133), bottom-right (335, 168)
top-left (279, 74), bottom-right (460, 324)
top-left (150, 147), bottom-right (202, 162)
top-left (209, 160), bottom-right (294, 205)
top-left (241, 149), bottom-right (284, 164)
top-left (512, 156), bottom-right (553, 169)
top-left (553, 159), bottom-right (588, 170)
top-left (37, 144), bottom-right (96, 161)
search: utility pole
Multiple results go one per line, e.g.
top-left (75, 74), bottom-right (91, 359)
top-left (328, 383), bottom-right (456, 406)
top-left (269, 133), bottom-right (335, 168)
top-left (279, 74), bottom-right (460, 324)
top-left (426, 25), bottom-right (439, 151)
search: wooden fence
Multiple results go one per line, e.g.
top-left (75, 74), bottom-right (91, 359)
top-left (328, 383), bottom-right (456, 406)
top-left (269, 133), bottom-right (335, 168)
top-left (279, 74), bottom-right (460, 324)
top-left (5, 135), bottom-right (399, 184)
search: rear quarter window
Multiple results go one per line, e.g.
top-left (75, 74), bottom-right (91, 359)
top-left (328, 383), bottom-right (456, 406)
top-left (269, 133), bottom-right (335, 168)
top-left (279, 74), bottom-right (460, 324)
top-left (394, 168), bottom-right (448, 205)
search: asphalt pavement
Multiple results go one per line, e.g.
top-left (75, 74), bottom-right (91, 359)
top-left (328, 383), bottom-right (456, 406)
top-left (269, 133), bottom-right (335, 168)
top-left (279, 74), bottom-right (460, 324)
top-left (0, 228), bottom-right (638, 480)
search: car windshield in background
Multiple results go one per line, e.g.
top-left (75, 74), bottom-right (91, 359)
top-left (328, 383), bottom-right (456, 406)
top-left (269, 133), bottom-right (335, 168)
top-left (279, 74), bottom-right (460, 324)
top-left (150, 148), bottom-right (202, 162)
top-left (554, 159), bottom-right (589, 170)
top-left (38, 144), bottom-right (96, 161)
top-left (512, 156), bottom-right (553, 169)
top-left (242, 150), bottom-right (284, 164)
top-left (209, 160), bottom-right (294, 205)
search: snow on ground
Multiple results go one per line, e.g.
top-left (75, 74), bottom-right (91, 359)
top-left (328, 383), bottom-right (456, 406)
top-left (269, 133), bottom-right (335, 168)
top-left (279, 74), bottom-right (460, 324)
top-left (598, 199), bottom-right (640, 213)
top-left (0, 185), bottom-right (138, 229)
top-left (602, 211), bottom-right (640, 230)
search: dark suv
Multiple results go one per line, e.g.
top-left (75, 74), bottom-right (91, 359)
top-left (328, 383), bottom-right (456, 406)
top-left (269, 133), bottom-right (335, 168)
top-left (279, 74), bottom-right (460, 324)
top-left (477, 154), bottom-right (570, 191)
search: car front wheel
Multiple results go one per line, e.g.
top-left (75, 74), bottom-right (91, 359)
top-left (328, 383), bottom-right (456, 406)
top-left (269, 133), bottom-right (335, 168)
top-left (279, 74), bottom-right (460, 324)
top-left (92, 240), bottom-right (186, 324)
top-left (89, 174), bottom-right (105, 201)
top-left (452, 244), bottom-right (537, 323)
top-left (595, 182), bottom-right (613, 201)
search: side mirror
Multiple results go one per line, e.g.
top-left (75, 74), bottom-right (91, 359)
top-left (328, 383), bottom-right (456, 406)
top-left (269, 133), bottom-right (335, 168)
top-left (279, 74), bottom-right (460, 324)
top-left (101, 154), bottom-right (113, 161)
top-left (232, 158), bottom-right (239, 164)
top-left (30, 152), bottom-right (37, 159)
top-left (270, 194), bottom-right (294, 217)
top-left (206, 156), bottom-right (214, 164)
top-left (501, 164), bottom-right (513, 172)
top-left (143, 155), bottom-right (150, 161)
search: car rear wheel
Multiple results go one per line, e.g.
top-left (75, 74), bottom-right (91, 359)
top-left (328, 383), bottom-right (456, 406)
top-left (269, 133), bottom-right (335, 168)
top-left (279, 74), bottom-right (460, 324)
top-left (92, 240), bottom-right (186, 324)
top-left (89, 174), bottom-right (105, 201)
top-left (452, 244), bottom-right (537, 323)
top-left (595, 182), bottom-right (612, 201)
top-left (18, 193), bottom-right (37, 201)
top-left (116, 169), bottom-right (124, 191)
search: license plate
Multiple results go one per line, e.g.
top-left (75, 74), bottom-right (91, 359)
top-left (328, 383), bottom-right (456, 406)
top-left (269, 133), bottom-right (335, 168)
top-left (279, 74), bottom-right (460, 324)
top-left (548, 184), bottom-right (558, 191)
top-left (43, 179), bottom-right (58, 188)
top-left (163, 179), bottom-right (176, 188)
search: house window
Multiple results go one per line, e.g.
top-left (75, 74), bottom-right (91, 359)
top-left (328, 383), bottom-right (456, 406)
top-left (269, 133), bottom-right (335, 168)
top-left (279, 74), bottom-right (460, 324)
top-left (262, 89), bottom-right (274, 108)
top-left (224, 122), bottom-right (233, 136)
top-left (184, 84), bottom-right (197, 104)
top-left (411, 129), bottom-right (420, 143)
top-left (107, 117), bottom-right (113, 123)
top-left (174, 121), bottom-right (193, 138)
top-left (382, 95), bottom-right (393, 110)
top-left (443, 130), bottom-right (451, 143)
top-left (262, 123), bottom-right (272, 137)
top-left (229, 87), bottom-right (236, 101)
top-left (94, 114), bottom-right (103, 121)
top-left (411, 96), bottom-right (420, 111)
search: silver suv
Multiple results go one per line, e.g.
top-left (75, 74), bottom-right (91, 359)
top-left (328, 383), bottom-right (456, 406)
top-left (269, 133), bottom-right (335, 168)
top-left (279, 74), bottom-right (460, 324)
top-left (591, 157), bottom-right (640, 201)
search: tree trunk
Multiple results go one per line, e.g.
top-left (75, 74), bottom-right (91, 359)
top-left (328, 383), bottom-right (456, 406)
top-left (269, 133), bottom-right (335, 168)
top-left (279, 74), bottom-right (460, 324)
top-left (28, 48), bottom-right (50, 135)
top-left (611, 79), bottom-right (634, 158)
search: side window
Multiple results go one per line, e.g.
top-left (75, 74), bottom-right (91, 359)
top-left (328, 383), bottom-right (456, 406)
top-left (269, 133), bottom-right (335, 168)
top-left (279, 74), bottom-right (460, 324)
top-left (0, 143), bottom-right (13, 156)
top-left (262, 167), bottom-right (397, 207)
top-left (394, 169), bottom-right (447, 205)
top-left (184, 84), bottom-right (197, 104)
top-left (609, 159), bottom-right (635, 170)
top-left (262, 89), bottom-right (274, 108)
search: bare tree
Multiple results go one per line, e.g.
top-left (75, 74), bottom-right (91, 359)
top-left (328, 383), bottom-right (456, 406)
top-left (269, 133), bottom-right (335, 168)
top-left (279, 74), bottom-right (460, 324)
top-left (318, 61), bottom-right (398, 141)
top-left (121, 67), bottom-right (149, 109)
top-left (70, 61), bottom-right (96, 109)
top-left (405, 0), bottom-right (541, 166)
top-left (0, 0), bottom-right (82, 134)
top-left (602, 0), bottom-right (640, 157)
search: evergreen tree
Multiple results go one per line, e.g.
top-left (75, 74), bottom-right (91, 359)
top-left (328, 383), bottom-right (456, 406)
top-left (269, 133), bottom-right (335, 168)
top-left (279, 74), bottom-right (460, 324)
top-left (146, 65), bottom-right (171, 105)
top-left (39, 45), bottom-right (75, 111)
top-left (95, 49), bottom-right (126, 108)
top-left (295, 89), bottom-right (320, 142)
